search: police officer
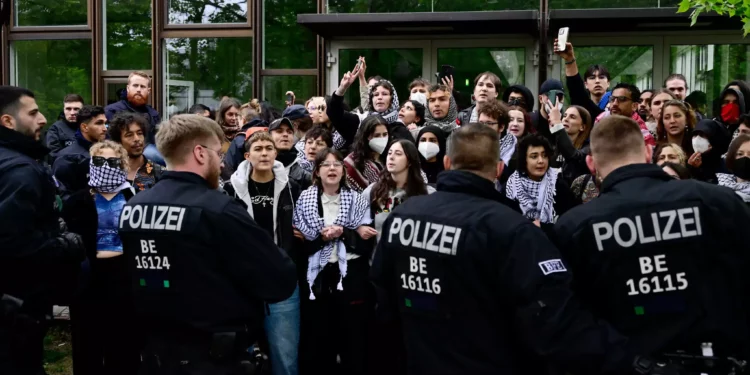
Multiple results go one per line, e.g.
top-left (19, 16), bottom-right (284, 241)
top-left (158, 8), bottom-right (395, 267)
top-left (554, 115), bottom-right (750, 370)
top-left (117, 114), bottom-right (297, 374)
top-left (0, 86), bottom-right (85, 374)
top-left (371, 123), bottom-right (648, 375)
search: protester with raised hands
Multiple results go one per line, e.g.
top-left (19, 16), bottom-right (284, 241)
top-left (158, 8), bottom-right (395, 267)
top-left (305, 96), bottom-right (348, 151)
top-left (327, 64), bottom-right (366, 147)
top-left (424, 79), bottom-right (459, 133)
top-left (547, 99), bottom-right (593, 184)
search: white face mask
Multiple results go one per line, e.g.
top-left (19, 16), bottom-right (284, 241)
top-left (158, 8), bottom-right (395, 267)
top-left (410, 92), bottom-right (427, 107)
top-left (418, 142), bottom-right (440, 160)
top-left (368, 137), bottom-right (388, 154)
top-left (692, 136), bottom-right (710, 154)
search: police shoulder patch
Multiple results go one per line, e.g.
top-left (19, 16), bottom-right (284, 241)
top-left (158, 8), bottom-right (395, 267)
top-left (538, 259), bottom-right (567, 275)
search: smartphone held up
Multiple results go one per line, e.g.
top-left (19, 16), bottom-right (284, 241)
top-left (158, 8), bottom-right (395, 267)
top-left (557, 27), bottom-right (569, 52)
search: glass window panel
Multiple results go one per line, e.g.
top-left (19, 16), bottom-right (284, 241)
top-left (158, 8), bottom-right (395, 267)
top-left (11, 40), bottom-right (92, 127)
top-left (104, 0), bottom-right (152, 70)
top-left (549, 0), bottom-right (679, 8)
top-left (168, 0), bottom-right (247, 24)
top-left (326, 0), bottom-right (536, 13)
top-left (14, 0), bottom-right (87, 26)
top-left (671, 44), bottom-right (750, 118)
top-left (262, 76), bottom-right (317, 110)
top-left (105, 82), bottom-right (128, 105)
top-left (561, 46), bottom-right (653, 106)
top-left (338, 48), bottom-right (423, 110)
top-left (263, 0), bottom-right (317, 69)
top-left (438, 47), bottom-right (525, 110)
top-left (165, 38), bottom-right (253, 115)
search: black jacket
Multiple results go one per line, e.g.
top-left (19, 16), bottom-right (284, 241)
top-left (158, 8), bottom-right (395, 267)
top-left (456, 104), bottom-right (474, 126)
top-left (327, 92), bottom-right (360, 147)
top-left (104, 99), bottom-right (161, 144)
top-left (117, 171), bottom-right (297, 337)
top-left (371, 170), bottom-right (632, 375)
top-left (690, 119), bottom-right (731, 184)
top-left (45, 118), bottom-right (78, 161)
top-left (566, 73), bottom-right (604, 119)
top-left (0, 126), bottom-right (85, 315)
top-left (502, 85), bottom-right (535, 113)
top-left (550, 125), bottom-right (590, 185)
top-left (417, 126), bottom-right (447, 184)
top-left (52, 131), bottom-right (94, 194)
top-left (554, 163), bottom-right (750, 358)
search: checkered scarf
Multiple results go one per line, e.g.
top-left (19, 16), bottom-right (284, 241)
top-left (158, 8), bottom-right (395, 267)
top-left (717, 173), bottom-right (750, 202)
top-left (366, 79), bottom-right (400, 124)
top-left (293, 186), bottom-right (368, 300)
top-left (425, 95), bottom-right (458, 133)
top-left (89, 163), bottom-right (130, 193)
top-left (506, 168), bottom-right (559, 223)
top-left (499, 133), bottom-right (517, 165)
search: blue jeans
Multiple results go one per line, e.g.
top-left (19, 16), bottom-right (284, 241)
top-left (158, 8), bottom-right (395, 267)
top-left (143, 144), bottom-right (165, 166)
top-left (264, 286), bottom-right (300, 375)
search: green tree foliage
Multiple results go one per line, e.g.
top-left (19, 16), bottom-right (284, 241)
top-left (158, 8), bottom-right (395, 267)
top-left (168, 0), bottom-right (247, 23)
top-left (678, 0), bottom-right (750, 35)
top-left (13, 40), bottom-right (92, 127)
top-left (263, 76), bottom-right (317, 108)
top-left (14, 0), bottom-right (87, 26)
top-left (105, 0), bottom-right (152, 70)
top-left (326, 0), bottom-right (537, 12)
top-left (263, 0), bottom-right (317, 69)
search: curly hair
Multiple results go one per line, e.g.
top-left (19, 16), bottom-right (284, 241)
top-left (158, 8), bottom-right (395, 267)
top-left (89, 140), bottom-right (129, 171)
top-left (108, 112), bottom-right (149, 143)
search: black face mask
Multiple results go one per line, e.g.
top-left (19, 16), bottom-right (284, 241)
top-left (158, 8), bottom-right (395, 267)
top-left (734, 157), bottom-right (750, 180)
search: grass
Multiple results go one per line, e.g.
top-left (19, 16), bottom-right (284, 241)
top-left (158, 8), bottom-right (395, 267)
top-left (43, 325), bottom-right (73, 375)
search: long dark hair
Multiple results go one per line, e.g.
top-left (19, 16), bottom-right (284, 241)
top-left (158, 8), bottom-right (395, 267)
top-left (371, 140), bottom-right (428, 209)
top-left (312, 148), bottom-right (348, 192)
top-left (352, 115), bottom-right (388, 171)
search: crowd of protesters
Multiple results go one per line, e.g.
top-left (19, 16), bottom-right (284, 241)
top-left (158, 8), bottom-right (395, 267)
top-left (3, 36), bottom-right (750, 375)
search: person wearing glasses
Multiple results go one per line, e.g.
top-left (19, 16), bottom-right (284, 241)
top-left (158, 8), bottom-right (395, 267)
top-left (596, 83), bottom-right (656, 147)
top-left (63, 140), bottom-right (140, 375)
top-left (118, 114), bottom-right (297, 375)
top-left (293, 148), bottom-right (370, 374)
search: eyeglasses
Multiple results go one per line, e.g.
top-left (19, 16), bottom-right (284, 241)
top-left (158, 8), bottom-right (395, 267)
top-left (199, 144), bottom-right (225, 159)
top-left (91, 156), bottom-right (121, 168)
top-left (320, 161), bottom-right (343, 169)
top-left (307, 105), bottom-right (326, 112)
top-left (609, 96), bottom-right (633, 104)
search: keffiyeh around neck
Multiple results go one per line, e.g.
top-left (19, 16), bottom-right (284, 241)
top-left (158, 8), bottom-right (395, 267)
top-left (293, 186), bottom-right (368, 300)
top-left (718, 173), bottom-right (750, 202)
top-left (425, 95), bottom-right (459, 133)
top-left (499, 133), bottom-right (517, 165)
top-left (367, 79), bottom-right (400, 124)
top-left (506, 168), bottom-right (559, 223)
top-left (222, 123), bottom-right (242, 141)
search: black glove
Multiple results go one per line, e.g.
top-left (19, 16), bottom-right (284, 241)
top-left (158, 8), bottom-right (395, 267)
top-left (58, 232), bottom-right (85, 262)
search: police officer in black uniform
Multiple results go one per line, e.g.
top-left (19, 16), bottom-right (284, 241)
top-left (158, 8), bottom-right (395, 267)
top-left (555, 115), bottom-right (750, 372)
top-left (118, 114), bottom-right (297, 375)
top-left (370, 123), bottom-right (654, 375)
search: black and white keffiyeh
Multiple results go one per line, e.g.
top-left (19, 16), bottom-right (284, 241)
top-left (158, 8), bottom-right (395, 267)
top-left (293, 186), bottom-right (369, 300)
top-left (366, 79), bottom-right (400, 124)
top-left (89, 163), bottom-right (130, 193)
top-left (506, 168), bottom-right (560, 223)
top-left (717, 173), bottom-right (750, 202)
top-left (332, 130), bottom-right (346, 150)
top-left (499, 133), bottom-right (517, 165)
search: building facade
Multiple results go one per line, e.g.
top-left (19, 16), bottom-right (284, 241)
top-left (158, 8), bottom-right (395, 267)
top-left (2, 0), bottom-right (748, 122)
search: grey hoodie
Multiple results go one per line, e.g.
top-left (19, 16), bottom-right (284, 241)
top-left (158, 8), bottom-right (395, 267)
top-left (230, 160), bottom-right (294, 245)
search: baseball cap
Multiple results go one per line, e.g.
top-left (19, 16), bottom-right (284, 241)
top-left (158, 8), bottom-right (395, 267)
top-left (282, 104), bottom-right (309, 121)
top-left (268, 117), bottom-right (293, 132)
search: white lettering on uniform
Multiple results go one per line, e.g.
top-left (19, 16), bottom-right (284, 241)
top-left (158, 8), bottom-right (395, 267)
top-left (592, 207), bottom-right (702, 251)
top-left (120, 205), bottom-right (186, 231)
top-left (388, 218), bottom-right (462, 256)
top-left (539, 259), bottom-right (567, 275)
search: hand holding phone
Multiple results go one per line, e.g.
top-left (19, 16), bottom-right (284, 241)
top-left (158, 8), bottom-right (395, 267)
top-left (436, 65), bottom-right (455, 82)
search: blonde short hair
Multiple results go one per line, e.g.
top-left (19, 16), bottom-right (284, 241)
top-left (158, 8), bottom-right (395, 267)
top-left (156, 114), bottom-right (224, 165)
top-left (128, 71), bottom-right (151, 87)
top-left (89, 140), bottom-right (129, 170)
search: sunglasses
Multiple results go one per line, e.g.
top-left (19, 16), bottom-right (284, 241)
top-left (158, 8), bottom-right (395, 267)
top-left (92, 156), bottom-right (121, 168)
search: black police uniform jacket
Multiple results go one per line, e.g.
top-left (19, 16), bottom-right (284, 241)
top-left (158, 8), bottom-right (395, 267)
top-left (554, 164), bottom-right (750, 358)
top-left (117, 171), bottom-right (297, 337)
top-left (52, 131), bottom-right (94, 194)
top-left (371, 170), bottom-right (633, 375)
top-left (0, 126), bottom-right (84, 315)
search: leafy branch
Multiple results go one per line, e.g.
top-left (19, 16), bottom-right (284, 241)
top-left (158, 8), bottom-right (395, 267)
top-left (677, 0), bottom-right (750, 36)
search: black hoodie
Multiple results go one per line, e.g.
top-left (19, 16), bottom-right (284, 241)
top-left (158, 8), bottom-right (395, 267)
top-left (502, 85), bottom-right (535, 113)
top-left (416, 125), bottom-right (447, 184)
top-left (691, 119), bottom-right (731, 183)
top-left (714, 86), bottom-right (748, 135)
